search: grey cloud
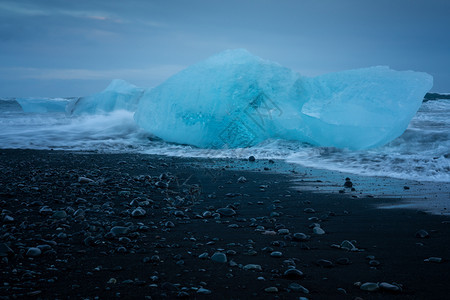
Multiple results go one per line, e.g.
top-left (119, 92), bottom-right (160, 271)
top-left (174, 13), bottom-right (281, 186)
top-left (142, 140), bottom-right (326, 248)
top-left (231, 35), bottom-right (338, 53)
top-left (0, 0), bottom-right (449, 96)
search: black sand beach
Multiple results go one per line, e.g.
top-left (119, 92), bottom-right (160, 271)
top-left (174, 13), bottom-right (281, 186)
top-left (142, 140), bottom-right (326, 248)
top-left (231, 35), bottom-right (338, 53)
top-left (1, 149), bottom-right (449, 299)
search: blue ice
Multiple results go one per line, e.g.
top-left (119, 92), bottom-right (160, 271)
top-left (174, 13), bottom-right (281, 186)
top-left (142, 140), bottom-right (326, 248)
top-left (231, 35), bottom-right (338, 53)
top-left (68, 79), bottom-right (144, 115)
top-left (16, 98), bottom-right (70, 113)
top-left (134, 49), bottom-right (432, 150)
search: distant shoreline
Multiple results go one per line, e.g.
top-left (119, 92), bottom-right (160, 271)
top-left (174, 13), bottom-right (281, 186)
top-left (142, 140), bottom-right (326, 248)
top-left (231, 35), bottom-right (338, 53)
top-left (423, 92), bottom-right (450, 101)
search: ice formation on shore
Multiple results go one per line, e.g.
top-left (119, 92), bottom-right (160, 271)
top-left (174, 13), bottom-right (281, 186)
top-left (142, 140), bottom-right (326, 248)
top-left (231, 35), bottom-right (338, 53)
top-left (68, 79), bottom-right (144, 115)
top-left (134, 49), bottom-right (433, 150)
top-left (16, 98), bottom-right (70, 113)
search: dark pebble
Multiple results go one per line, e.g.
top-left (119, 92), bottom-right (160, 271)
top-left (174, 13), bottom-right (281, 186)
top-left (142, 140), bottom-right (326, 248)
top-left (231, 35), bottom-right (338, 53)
top-left (336, 257), bottom-right (351, 265)
top-left (415, 229), bottom-right (430, 238)
top-left (293, 233), bottom-right (310, 242)
top-left (216, 207), bottom-right (236, 216)
top-left (283, 268), bottom-right (304, 279)
top-left (316, 259), bottom-right (334, 268)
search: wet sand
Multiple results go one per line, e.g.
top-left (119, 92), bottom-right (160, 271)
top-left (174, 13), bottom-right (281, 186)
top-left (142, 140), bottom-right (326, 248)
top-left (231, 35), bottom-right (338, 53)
top-left (0, 149), bottom-right (449, 299)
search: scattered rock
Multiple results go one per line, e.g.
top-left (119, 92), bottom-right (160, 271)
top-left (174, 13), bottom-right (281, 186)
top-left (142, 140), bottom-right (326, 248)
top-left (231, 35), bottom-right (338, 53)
top-left (165, 221), bottom-right (175, 228)
top-left (424, 257), bottom-right (443, 263)
top-left (293, 233), bottom-right (310, 242)
top-left (3, 215), bottom-right (14, 223)
top-left (369, 259), bottom-right (381, 266)
top-left (237, 176), bottom-right (247, 183)
top-left (344, 178), bottom-right (353, 188)
top-left (216, 207), bottom-right (236, 217)
top-left (174, 210), bottom-right (185, 217)
top-left (316, 259), bottom-right (334, 268)
top-left (78, 177), bottom-right (94, 183)
top-left (197, 287), bottom-right (212, 295)
top-left (211, 252), bottom-right (227, 263)
top-left (39, 206), bottom-right (53, 215)
top-left (283, 268), bottom-right (304, 279)
top-left (415, 229), bottom-right (430, 238)
top-left (278, 228), bottom-right (290, 235)
top-left (288, 283), bottom-right (309, 293)
top-left (243, 264), bottom-right (262, 271)
top-left (51, 210), bottom-right (67, 219)
top-left (0, 243), bottom-right (14, 257)
top-left (379, 282), bottom-right (402, 292)
top-left (360, 282), bottom-right (379, 292)
top-left (264, 287), bottom-right (278, 293)
top-left (336, 257), bottom-right (351, 265)
top-left (340, 240), bottom-right (357, 251)
top-left (26, 247), bottom-right (42, 257)
top-left (270, 251), bottom-right (283, 258)
top-left (313, 226), bottom-right (325, 235)
top-left (131, 207), bottom-right (146, 218)
top-left (107, 278), bottom-right (117, 284)
top-left (26, 291), bottom-right (42, 296)
top-left (110, 226), bottom-right (129, 236)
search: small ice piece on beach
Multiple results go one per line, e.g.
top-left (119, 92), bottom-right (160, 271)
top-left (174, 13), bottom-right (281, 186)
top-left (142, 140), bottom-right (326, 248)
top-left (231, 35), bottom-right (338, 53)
top-left (68, 79), bottom-right (144, 115)
top-left (134, 49), bottom-right (432, 149)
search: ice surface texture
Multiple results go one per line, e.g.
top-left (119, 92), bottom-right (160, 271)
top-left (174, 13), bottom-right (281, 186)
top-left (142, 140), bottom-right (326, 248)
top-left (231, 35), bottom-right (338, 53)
top-left (68, 79), bottom-right (144, 115)
top-left (134, 49), bottom-right (432, 149)
top-left (16, 98), bottom-right (69, 113)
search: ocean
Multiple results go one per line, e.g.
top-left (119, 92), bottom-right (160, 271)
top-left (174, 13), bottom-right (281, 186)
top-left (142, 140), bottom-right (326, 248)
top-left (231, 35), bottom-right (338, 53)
top-left (0, 96), bottom-right (449, 183)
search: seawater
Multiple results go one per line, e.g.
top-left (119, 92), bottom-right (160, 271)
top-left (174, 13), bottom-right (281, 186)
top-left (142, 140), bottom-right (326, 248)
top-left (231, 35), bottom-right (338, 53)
top-left (0, 97), bottom-right (449, 183)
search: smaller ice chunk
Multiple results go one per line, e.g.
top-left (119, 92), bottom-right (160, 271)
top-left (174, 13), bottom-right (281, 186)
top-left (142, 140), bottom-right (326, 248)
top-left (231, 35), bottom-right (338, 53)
top-left (68, 79), bottom-right (144, 115)
top-left (16, 98), bottom-right (70, 113)
top-left (299, 66), bottom-right (433, 148)
top-left (0, 99), bottom-right (23, 113)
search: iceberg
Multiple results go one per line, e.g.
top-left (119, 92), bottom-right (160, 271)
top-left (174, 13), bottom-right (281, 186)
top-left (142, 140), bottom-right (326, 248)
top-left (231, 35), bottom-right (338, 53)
top-left (68, 79), bottom-right (144, 115)
top-left (16, 97), bottom-right (70, 113)
top-left (134, 49), bottom-right (433, 150)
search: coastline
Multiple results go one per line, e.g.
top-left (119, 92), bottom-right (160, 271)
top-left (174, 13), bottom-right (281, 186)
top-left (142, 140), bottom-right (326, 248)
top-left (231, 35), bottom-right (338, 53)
top-left (1, 149), bottom-right (449, 299)
top-left (175, 153), bottom-right (450, 216)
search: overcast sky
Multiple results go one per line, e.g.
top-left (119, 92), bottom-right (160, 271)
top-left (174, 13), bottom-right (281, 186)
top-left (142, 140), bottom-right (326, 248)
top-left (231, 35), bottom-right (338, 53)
top-left (0, 0), bottom-right (449, 97)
